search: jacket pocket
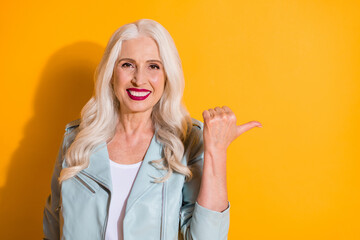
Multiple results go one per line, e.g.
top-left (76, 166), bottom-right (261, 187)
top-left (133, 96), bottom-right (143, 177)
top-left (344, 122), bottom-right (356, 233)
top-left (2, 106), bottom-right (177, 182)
top-left (74, 175), bottom-right (96, 194)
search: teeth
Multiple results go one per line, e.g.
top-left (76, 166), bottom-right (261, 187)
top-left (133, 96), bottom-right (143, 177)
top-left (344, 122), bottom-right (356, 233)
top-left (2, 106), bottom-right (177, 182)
top-left (128, 90), bottom-right (150, 97)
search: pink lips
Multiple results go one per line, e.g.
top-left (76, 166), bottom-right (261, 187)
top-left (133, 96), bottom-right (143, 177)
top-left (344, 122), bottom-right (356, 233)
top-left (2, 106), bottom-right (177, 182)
top-left (126, 88), bottom-right (151, 101)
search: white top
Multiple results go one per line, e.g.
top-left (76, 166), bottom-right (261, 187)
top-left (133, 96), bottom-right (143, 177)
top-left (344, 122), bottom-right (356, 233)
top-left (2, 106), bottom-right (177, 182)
top-left (104, 159), bottom-right (143, 240)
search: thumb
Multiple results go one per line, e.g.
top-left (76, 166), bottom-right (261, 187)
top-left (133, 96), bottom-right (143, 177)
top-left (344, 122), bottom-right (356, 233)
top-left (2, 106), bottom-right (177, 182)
top-left (236, 121), bottom-right (262, 137)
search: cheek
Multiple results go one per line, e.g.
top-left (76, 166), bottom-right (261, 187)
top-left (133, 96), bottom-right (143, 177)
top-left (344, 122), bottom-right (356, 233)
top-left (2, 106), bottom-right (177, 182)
top-left (115, 70), bottom-right (133, 86)
top-left (149, 72), bottom-right (165, 90)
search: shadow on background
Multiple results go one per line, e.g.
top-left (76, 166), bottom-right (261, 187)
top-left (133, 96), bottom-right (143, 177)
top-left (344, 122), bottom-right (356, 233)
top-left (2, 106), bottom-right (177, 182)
top-left (0, 42), bottom-right (104, 239)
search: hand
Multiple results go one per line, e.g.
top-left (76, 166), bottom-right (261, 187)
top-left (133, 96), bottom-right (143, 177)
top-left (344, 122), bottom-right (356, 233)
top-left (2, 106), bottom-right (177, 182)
top-left (202, 106), bottom-right (262, 153)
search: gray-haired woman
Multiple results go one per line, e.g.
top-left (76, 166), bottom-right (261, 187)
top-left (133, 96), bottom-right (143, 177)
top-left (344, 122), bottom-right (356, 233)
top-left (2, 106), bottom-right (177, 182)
top-left (43, 18), bottom-right (262, 240)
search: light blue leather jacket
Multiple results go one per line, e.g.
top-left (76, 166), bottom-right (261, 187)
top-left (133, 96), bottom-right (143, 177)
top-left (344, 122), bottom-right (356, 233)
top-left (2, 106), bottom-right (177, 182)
top-left (43, 118), bottom-right (230, 240)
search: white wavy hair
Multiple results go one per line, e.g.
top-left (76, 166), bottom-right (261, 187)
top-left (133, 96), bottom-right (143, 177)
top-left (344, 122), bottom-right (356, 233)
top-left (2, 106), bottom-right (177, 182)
top-left (58, 19), bottom-right (197, 184)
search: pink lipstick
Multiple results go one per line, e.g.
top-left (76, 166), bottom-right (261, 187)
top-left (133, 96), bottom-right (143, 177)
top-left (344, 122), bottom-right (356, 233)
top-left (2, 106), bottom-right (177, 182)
top-left (126, 88), bottom-right (151, 101)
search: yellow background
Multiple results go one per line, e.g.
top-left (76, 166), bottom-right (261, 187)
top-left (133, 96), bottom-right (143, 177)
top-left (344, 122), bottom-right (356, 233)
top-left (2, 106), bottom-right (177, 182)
top-left (1, 0), bottom-right (359, 239)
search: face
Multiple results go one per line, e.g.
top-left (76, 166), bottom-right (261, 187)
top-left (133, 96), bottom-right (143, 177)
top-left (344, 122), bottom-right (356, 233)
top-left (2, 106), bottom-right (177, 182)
top-left (112, 36), bottom-right (166, 115)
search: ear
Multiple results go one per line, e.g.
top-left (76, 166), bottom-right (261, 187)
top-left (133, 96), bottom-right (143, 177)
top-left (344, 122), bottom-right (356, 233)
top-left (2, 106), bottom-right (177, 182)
top-left (110, 76), bottom-right (115, 92)
top-left (110, 75), bottom-right (114, 86)
top-left (164, 75), bottom-right (168, 88)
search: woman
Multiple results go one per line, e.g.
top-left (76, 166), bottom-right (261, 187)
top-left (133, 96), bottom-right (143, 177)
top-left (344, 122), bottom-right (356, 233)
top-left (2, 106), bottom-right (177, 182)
top-left (43, 19), bottom-right (262, 240)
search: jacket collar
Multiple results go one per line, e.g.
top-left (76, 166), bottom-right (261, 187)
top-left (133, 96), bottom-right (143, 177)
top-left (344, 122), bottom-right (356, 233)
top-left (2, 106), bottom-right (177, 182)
top-left (80, 131), bottom-right (167, 212)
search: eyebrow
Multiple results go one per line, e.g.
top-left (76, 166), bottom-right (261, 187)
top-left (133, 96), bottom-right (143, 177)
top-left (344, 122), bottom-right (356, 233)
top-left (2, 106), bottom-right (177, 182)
top-left (118, 58), bottom-right (163, 65)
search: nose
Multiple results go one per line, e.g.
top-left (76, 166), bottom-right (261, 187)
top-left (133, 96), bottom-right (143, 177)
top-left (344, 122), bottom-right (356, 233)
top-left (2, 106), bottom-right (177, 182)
top-left (131, 65), bottom-right (146, 86)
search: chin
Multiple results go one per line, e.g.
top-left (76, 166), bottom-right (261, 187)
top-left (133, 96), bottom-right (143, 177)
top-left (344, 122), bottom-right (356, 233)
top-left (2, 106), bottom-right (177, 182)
top-left (122, 105), bottom-right (153, 114)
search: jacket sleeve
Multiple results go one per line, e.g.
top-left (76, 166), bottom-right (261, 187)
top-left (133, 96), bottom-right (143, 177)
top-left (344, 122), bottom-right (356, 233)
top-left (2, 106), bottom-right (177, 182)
top-left (179, 121), bottom-right (231, 240)
top-left (42, 132), bottom-right (67, 240)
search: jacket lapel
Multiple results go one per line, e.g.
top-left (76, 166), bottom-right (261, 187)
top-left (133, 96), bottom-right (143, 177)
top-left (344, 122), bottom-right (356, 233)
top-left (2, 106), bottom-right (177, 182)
top-left (125, 132), bottom-right (166, 213)
top-left (80, 131), bottom-right (166, 213)
top-left (81, 142), bottom-right (113, 191)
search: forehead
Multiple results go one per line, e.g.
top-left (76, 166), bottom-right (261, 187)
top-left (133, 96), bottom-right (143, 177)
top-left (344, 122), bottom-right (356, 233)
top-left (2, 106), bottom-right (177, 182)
top-left (119, 36), bottom-right (161, 60)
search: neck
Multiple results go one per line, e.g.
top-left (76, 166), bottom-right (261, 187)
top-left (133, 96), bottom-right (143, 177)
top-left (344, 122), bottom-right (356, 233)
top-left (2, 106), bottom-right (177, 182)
top-left (116, 108), bottom-right (154, 136)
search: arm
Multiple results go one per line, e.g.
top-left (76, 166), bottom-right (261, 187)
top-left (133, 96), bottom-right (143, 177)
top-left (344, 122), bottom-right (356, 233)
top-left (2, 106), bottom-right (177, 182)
top-left (179, 121), bottom-right (230, 240)
top-left (43, 119), bottom-right (80, 239)
top-left (42, 132), bottom-right (67, 240)
top-left (198, 106), bottom-right (261, 214)
top-left (180, 107), bottom-right (262, 240)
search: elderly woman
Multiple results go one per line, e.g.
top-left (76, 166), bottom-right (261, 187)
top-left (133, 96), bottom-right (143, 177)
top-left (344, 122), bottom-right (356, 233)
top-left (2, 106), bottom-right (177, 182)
top-left (43, 19), bottom-right (262, 240)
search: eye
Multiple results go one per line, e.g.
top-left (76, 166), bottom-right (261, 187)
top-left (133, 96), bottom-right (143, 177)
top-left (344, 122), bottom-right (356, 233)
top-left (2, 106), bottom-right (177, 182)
top-left (149, 64), bottom-right (160, 70)
top-left (121, 62), bottom-right (133, 68)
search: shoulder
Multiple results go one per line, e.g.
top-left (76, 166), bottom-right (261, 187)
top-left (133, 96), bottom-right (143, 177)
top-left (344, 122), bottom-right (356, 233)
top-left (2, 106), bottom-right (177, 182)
top-left (188, 118), bottom-right (204, 140)
top-left (191, 117), bottom-right (203, 131)
top-left (184, 118), bottom-right (204, 167)
top-left (187, 117), bottom-right (204, 142)
top-left (63, 119), bottom-right (81, 150)
top-left (65, 118), bottom-right (81, 133)
top-left (185, 117), bottom-right (204, 148)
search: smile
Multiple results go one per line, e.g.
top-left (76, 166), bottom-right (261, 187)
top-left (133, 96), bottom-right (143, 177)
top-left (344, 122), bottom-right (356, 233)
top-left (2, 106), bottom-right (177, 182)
top-left (126, 88), bottom-right (151, 100)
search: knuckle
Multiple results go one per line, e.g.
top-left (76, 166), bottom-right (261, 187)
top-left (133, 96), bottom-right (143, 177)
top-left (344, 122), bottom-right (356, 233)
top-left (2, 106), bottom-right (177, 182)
top-left (202, 110), bottom-right (208, 117)
top-left (208, 117), bottom-right (216, 124)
